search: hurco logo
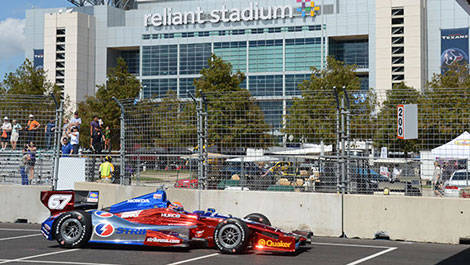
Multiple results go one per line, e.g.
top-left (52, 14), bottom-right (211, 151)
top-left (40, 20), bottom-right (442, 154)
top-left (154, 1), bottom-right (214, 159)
top-left (296, 0), bottom-right (320, 17)
top-left (162, 213), bottom-right (180, 218)
top-left (258, 239), bottom-right (292, 248)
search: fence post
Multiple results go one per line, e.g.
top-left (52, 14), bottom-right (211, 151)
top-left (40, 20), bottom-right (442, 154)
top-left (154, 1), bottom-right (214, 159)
top-left (189, 92), bottom-right (208, 190)
top-left (50, 93), bottom-right (63, 190)
top-left (112, 97), bottom-right (126, 185)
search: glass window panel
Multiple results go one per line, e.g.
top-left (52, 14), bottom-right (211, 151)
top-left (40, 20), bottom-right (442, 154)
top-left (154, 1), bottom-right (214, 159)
top-left (142, 45), bottom-right (178, 76)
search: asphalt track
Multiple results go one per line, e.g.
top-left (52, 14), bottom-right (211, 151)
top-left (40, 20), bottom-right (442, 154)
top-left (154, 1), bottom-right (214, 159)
top-left (0, 223), bottom-right (469, 265)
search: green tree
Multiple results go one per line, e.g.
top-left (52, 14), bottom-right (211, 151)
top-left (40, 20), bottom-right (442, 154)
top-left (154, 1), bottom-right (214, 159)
top-left (2, 59), bottom-right (59, 96)
top-left (78, 58), bottom-right (141, 149)
top-left (374, 83), bottom-right (421, 154)
top-left (153, 91), bottom-right (197, 148)
top-left (194, 54), bottom-right (271, 151)
top-left (421, 63), bottom-right (470, 148)
top-left (284, 57), bottom-right (376, 145)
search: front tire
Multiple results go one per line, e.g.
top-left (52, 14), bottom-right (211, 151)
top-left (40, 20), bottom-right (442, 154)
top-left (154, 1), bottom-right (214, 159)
top-left (53, 211), bottom-right (92, 248)
top-left (244, 213), bottom-right (271, 226)
top-left (214, 218), bottom-right (249, 254)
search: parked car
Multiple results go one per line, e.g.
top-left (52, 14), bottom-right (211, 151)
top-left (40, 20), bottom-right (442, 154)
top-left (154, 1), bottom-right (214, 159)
top-left (444, 170), bottom-right (470, 197)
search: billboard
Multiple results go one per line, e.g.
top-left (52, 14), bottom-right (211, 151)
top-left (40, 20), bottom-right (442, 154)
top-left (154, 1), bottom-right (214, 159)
top-left (33, 49), bottom-right (44, 69)
top-left (441, 28), bottom-right (469, 73)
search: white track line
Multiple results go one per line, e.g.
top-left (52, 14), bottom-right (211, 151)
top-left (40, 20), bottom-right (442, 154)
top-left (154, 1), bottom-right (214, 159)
top-left (346, 247), bottom-right (397, 265)
top-left (0, 259), bottom-right (120, 265)
top-left (0, 249), bottom-right (79, 265)
top-left (310, 242), bottom-right (391, 249)
top-left (165, 253), bottom-right (220, 265)
top-left (0, 228), bottom-right (39, 232)
top-left (0, 234), bottom-right (41, 241)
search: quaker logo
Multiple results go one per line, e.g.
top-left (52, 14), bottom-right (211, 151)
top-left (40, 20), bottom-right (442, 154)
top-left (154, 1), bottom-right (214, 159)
top-left (153, 193), bottom-right (162, 200)
top-left (127, 199), bottom-right (150, 203)
top-left (116, 228), bottom-right (147, 235)
top-left (441, 48), bottom-right (469, 67)
top-left (162, 213), bottom-right (180, 218)
top-left (94, 211), bottom-right (113, 218)
top-left (94, 223), bottom-right (114, 237)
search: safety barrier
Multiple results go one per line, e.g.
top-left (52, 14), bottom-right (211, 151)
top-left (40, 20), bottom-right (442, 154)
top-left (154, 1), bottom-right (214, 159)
top-left (2, 183), bottom-right (469, 244)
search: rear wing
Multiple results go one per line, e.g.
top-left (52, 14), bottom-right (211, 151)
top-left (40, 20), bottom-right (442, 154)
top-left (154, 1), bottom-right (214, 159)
top-left (40, 190), bottom-right (99, 215)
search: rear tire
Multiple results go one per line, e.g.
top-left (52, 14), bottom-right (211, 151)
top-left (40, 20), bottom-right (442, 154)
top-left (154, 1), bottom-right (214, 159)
top-left (244, 213), bottom-right (271, 226)
top-left (214, 218), bottom-right (249, 254)
top-left (53, 211), bottom-right (92, 248)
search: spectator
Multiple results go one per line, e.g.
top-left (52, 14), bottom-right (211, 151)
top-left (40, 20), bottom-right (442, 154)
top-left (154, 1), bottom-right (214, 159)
top-left (104, 125), bottom-right (111, 152)
top-left (433, 162), bottom-right (443, 197)
top-left (62, 118), bottom-right (69, 136)
top-left (90, 115), bottom-right (100, 150)
top-left (1, 117), bottom-right (12, 150)
top-left (27, 142), bottom-right (37, 184)
top-left (61, 137), bottom-right (73, 157)
top-left (391, 165), bottom-right (401, 182)
top-left (26, 114), bottom-right (40, 144)
top-left (69, 126), bottom-right (80, 154)
top-left (10, 120), bottom-right (22, 150)
top-left (91, 127), bottom-right (104, 153)
top-left (20, 145), bottom-right (30, 185)
top-left (70, 111), bottom-right (82, 130)
top-left (44, 119), bottom-right (56, 149)
top-left (99, 156), bottom-right (114, 183)
top-left (98, 117), bottom-right (104, 128)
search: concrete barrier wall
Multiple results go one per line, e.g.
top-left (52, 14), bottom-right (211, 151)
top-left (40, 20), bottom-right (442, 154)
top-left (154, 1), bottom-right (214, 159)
top-left (0, 185), bottom-right (51, 224)
top-left (74, 182), bottom-right (342, 237)
top-left (344, 194), bottom-right (470, 244)
top-left (3, 182), bottom-right (470, 244)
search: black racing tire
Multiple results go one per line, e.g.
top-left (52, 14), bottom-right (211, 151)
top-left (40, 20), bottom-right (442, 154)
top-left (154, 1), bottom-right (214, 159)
top-left (53, 211), bottom-right (92, 248)
top-left (214, 218), bottom-right (249, 254)
top-left (244, 213), bottom-right (271, 226)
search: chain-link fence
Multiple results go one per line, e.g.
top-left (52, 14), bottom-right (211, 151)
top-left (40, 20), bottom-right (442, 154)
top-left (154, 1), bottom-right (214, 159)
top-left (10, 87), bottom-right (470, 199)
top-left (0, 94), bottom-right (58, 185)
top-left (112, 88), bottom-right (470, 198)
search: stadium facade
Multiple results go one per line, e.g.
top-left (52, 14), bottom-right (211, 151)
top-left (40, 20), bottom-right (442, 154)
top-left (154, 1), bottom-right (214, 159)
top-left (25, 0), bottom-right (470, 128)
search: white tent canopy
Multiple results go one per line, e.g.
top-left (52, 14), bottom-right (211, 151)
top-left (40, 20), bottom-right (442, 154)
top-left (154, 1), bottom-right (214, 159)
top-left (431, 131), bottom-right (470, 159)
top-left (226, 156), bottom-right (279, 162)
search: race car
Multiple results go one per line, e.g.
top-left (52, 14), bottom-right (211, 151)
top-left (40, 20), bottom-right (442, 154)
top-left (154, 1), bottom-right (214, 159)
top-left (40, 189), bottom-right (311, 254)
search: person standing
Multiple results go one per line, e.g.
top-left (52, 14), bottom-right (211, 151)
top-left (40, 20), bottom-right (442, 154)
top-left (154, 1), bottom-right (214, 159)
top-left (10, 120), bottom-right (22, 150)
top-left (26, 114), bottom-right (40, 144)
top-left (61, 137), bottom-right (73, 157)
top-left (70, 111), bottom-right (82, 130)
top-left (433, 162), bottom-right (443, 197)
top-left (90, 115), bottom-right (100, 150)
top-left (104, 126), bottom-right (111, 152)
top-left (69, 126), bottom-right (80, 154)
top-left (20, 145), bottom-right (30, 185)
top-left (1, 117), bottom-right (12, 150)
top-left (44, 119), bottom-right (56, 149)
top-left (62, 118), bottom-right (69, 137)
top-left (27, 142), bottom-right (37, 184)
top-left (91, 128), bottom-right (104, 153)
top-left (99, 156), bottom-right (114, 183)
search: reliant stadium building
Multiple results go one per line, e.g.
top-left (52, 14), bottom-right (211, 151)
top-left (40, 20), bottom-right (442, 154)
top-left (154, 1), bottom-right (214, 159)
top-left (25, 0), bottom-right (470, 128)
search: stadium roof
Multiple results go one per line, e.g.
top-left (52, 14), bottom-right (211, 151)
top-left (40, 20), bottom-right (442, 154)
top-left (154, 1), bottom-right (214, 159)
top-left (66, 0), bottom-right (136, 10)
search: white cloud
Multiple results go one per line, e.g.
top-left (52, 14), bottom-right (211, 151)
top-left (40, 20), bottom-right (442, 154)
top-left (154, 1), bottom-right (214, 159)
top-left (0, 18), bottom-right (26, 62)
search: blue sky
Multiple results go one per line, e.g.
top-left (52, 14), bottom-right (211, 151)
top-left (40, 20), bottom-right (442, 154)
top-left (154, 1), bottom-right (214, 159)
top-left (0, 0), bottom-right (73, 81)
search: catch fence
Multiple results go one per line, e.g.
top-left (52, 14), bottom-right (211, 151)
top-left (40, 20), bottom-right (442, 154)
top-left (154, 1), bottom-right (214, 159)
top-left (114, 88), bottom-right (470, 197)
top-left (5, 88), bottom-right (470, 199)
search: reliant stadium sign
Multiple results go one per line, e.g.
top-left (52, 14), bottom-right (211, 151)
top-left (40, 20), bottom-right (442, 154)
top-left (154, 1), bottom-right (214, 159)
top-left (144, 2), bottom-right (295, 27)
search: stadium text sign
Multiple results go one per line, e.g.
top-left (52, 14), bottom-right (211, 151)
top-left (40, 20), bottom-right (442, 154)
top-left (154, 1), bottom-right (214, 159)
top-left (397, 104), bottom-right (418, 140)
top-left (144, 3), bottom-right (294, 27)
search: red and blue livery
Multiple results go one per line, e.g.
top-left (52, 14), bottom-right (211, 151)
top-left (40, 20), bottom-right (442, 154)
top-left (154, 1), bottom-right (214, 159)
top-left (40, 189), bottom-right (311, 254)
